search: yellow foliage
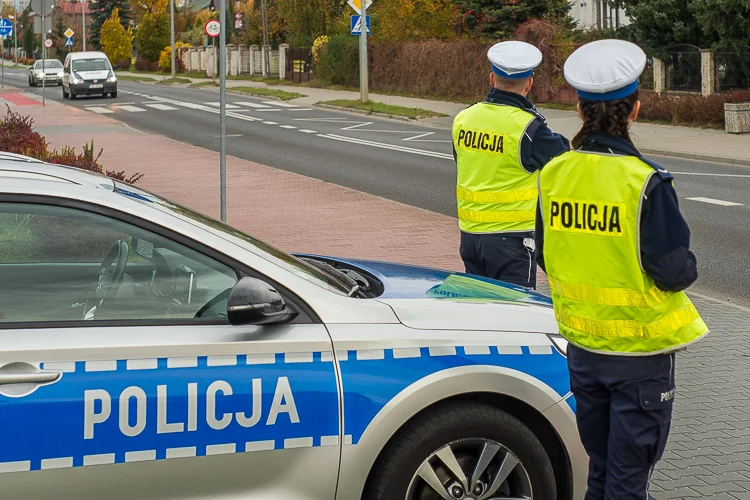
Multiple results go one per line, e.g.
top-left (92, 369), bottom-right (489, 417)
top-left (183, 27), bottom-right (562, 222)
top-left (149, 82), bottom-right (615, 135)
top-left (159, 41), bottom-right (190, 72)
top-left (100, 8), bottom-right (134, 63)
top-left (372, 0), bottom-right (457, 43)
top-left (312, 35), bottom-right (329, 63)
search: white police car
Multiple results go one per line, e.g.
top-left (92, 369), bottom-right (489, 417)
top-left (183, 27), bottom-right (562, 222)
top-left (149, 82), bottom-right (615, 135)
top-left (0, 155), bottom-right (586, 500)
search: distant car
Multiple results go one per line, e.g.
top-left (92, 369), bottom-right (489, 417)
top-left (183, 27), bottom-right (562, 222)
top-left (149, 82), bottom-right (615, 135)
top-left (0, 157), bottom-right (586, 500)
top-left (28, 59), bottom-right (64, 87)
top-left (61, 51), bottom-right (117, 99)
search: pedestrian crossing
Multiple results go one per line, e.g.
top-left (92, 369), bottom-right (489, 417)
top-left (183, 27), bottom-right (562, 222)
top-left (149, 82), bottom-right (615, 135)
top-left (84, 98), bottom-right (312, 115)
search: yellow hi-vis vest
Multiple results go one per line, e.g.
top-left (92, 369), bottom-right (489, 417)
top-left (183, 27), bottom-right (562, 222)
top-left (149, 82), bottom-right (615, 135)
top-left (539, 150), bottom-right (709, 355)
top-left (453, 103), bottom-right (539, 234)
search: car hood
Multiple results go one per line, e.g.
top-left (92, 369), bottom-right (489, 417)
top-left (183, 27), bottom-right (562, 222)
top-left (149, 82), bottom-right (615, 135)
top-left (36, 67), bottom-right (62, 74)
top-left (296, 255), bottom-right (559, 334)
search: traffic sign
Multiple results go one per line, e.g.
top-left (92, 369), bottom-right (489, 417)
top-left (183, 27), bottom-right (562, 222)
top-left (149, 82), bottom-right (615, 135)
top-left (8, 15), bottom-right (14, 21)
top-left (346, 0), bottom-right (372, 15)
top-left (350, 15), bottom-right (371, 36)
top-left (64, 27), bottom-right (74, 38)
top-left (44, 38), bottom-right (53, 49)
top-left (204, 19), bottom-right (220, 38)
top-left (0, 18), bottom-right (12, 37)
top-left (65, 37), bottom-right (73, 47)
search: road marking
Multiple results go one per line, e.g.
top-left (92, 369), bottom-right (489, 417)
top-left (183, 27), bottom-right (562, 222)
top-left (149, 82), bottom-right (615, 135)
top-left (86, 106), bottom-right (114, 114)
top-left (341, 121), bottom-right (374, 130)
top-left (116, 105), bottom-right (147, 113)
top-left (299, 129), bottom-right (317, 134)
top-left (320, 134), bottom-right (454, 160)
top-left (204, 101), bottom-right (240, 109)
top-left (86, 102), bottom-right (134, 106)
top-left (288, 108), bottom-right (313, 111)
top-left (403, 132), bottom-right (434, 141)
top-left (294, 117), bottom-right (352, 123)
top-left (673, 172), bottom-right (750, 178)
top-left (263, 101), bottom-right (298, 107)
top-left (257, 109), bottom-right (282, 112)
top-left (235, 102), bottom-right (272, 108)
top-left (686, 197), bottom-right (743, 206)
top-left (262, 121), bottom-right (278, 125)
top-left (279, 124), bottom-right (297, 129)
top-left (145, 103), bottom-right (178, 111)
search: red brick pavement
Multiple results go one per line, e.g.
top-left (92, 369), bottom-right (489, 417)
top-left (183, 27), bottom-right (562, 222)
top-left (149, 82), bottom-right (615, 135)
top-left (3, 92), bottom-right (467, 272)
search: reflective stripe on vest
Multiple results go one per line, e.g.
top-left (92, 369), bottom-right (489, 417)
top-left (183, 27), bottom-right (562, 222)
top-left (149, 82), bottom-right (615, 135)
top-left (453, 103), bottom-right (538, 233)
top-left (540, 150), bottom-right (708, 355)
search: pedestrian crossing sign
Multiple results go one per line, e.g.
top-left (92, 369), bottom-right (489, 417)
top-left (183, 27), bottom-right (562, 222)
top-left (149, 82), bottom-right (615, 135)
top-left (350, 15), bottom-right (371, 36)
top-left (65, 37), bottom-right (73, 47)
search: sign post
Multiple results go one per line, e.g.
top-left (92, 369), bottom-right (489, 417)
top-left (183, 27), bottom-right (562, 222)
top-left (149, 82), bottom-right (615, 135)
top-left (82, 0), bottom-right (86, 51)
top-left (9, 14), bottom-right (16, 65)
top-left (347, 0), bottom-right (372, 103)
top-left (170, 0), bottom-right (175, 78)
top-left (205, 18), bottom-right (225, 222)
top-left (0, 19), bottom-right (14, 90)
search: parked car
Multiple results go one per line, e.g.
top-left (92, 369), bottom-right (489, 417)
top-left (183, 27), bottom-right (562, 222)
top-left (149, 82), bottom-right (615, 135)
top-left (28, 59), bottom-right (64, 87)
top-left (0, 156), bottom-right (586, 500)
top-left (62, 51), bottom-right (117, 99)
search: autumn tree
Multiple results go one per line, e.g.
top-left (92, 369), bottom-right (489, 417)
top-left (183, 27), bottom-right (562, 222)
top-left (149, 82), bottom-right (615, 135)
top-left (371, 0), bottom-right (457, 42)
top-left (100, 8), bottom-right (134, 63)
top-left (136, 10), bottom-right (170, 61)
top-left (89, 0), bottom-right (133, 48)
top-left (277, 0), bottom-right (340, 47)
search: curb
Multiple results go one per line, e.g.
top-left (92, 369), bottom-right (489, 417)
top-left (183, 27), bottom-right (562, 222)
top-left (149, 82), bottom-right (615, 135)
top-left (314, 103), bottom-right (422, 122)
top-left (639, 148), bottom-right (750, 167)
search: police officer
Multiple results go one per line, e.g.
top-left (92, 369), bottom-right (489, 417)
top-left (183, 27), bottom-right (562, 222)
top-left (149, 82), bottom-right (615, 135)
top-left (453, 41), bottom-right (569, 289)
top-left (535, 40), bottom-right (710, 499)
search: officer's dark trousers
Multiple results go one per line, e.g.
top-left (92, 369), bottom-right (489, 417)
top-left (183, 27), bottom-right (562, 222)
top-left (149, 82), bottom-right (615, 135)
top-left (459, 232), bottom-right (537, 288)
top-left (568, 344), bottom-right (676, 500)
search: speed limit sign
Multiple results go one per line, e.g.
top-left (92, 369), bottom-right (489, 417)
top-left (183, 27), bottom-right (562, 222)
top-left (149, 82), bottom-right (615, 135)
top-left (204, 19), bottom-right (220, 38)
top-left (44, 38), bottom-right (53, 49)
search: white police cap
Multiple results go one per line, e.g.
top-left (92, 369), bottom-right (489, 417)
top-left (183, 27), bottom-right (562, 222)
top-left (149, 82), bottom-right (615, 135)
top-left (564, 39), bottom-right (647, 101)
top-left (488, 41), bottom-right (542, 80)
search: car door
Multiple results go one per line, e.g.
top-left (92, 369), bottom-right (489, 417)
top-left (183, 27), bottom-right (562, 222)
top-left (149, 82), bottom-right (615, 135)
top-left (0, 200), bottom-right (340, 500)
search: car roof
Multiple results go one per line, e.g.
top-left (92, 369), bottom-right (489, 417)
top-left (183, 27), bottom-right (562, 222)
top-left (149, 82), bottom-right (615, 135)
top-left (0, 154), bottom-right (114, 190)
top-left (68, 51), bottom-right (109, 60)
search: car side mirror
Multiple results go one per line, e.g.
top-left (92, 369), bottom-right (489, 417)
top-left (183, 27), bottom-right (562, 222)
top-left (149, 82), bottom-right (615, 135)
top-left (227, 277), bottom-right (298, 326)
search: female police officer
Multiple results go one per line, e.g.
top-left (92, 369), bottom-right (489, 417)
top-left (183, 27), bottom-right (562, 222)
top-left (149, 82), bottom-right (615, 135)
top-left (535, 40), bottom-right (709, 500)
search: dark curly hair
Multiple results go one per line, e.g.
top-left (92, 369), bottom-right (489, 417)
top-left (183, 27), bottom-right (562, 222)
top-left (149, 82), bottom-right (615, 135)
top-left (571, 90), bottom-right (639, 149)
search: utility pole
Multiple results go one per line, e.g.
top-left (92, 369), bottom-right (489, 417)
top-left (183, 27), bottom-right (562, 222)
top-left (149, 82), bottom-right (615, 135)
top-left (170, 0), bottom-right (175, 77)
top-left (359, 0), bottom-right (368, 102)
top-left (82, 0), bottom-right (86, 51)
top-left (218, 0), bottom-right (226, 221)
top-left (12, 5), bottom-right (17, 64)
top-left (42, 0), bottom-right (46, 107)
top-left (260, 0), bottom-right (268, 76)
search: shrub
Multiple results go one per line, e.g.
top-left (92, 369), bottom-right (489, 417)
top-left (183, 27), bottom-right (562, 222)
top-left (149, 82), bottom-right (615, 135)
top-left (100, 8), bottom-right (134, 64)
top-left (639, 90), bottom-right (750, 128)
top-left (136, 11), bottom-right (171, 62)
top-left (134, 59), bottom-right (149, 71)
top-left (158, 41), bottom-right (190, 72)
top-left (114, 58), bottom-right (131, 70)
top-left (316, 34), bottom-right (360, 87)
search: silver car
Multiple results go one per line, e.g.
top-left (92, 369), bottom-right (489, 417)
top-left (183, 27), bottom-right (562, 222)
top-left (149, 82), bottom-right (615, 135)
top-left (28, 59), bottom-right (64, 87)
top-left (0, 155), bottom-right (586, 500)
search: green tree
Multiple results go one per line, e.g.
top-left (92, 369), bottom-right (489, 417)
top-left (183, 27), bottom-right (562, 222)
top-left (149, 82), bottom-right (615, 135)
top-left (136, 11), bottom-right (170, 61)
top-left (89, 0), bottom-right (133, 48)
top-left (23, 26), bottom-right (34, 56)
top-left (691, 0), bottom-right (750, 52)
top-left (101, 8), bottom-right (134, 63)
top-left (456, 0), bottom-right (572, 39)
top-left (620, 0), bottom-right (708, 57)
top-left (277, 0), bottom-right (340, 47)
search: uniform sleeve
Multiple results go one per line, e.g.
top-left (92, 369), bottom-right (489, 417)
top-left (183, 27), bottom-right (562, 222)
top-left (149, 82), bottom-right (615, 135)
top-left (520, 119), bottom-right (570, 174)
top-left (640, 177), bottom-right (698, 292)
top-left (534, 198), bottom-right (546, 273)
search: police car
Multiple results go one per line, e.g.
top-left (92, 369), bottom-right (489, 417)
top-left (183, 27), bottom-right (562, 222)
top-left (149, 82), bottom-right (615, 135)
top-left (0, 155), bottom-right (586, 500)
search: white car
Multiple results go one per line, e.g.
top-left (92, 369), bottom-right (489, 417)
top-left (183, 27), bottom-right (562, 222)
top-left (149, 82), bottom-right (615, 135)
top-left (61, 51), bottom-right (117, 99)
top-left (0, 155), bottom-right (586, 500)
top-left (28, 59), bottom-right (64, 87)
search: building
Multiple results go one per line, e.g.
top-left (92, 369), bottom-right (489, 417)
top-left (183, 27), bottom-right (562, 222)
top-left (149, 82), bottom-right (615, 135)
top-left (570, 0), bottom-right (629, 30)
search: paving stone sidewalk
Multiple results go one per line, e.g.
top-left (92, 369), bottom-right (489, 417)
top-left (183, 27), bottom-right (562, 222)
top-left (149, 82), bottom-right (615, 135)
top-left (5, 90), bottom-right (750, 498)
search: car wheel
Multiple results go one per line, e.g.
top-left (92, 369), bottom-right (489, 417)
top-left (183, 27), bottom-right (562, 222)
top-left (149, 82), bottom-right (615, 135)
top-left (62, 86), bottom-right (69, 98)
top-left (365, 402), bottom-right (557, 500)
top-left (70, 91), bottom-right (76, 100)
top-left (110, 91), bottom-right (118, 98)
top-left (29, 78), bottom-right (35, 87)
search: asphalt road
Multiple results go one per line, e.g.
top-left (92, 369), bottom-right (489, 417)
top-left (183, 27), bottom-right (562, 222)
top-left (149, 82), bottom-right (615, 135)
top-left (8, 70), bottom-right (750, 307)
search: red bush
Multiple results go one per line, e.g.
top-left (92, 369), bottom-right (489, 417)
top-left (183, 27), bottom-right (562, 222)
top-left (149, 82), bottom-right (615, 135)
top-left (114, 59), bottom-right (131, 70)
top-left (639, 90), bottom-right (750, 127)
top-left (134, 59), bottom-right (149, 71)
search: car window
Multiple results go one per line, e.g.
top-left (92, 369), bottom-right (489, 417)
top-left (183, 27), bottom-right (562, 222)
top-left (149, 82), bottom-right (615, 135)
top-left (72, 58), bottom-right (110, 72)
top-left (45, 60), bottom-right (63, 69)
top-left (0, 203), bottom-right (238, 324)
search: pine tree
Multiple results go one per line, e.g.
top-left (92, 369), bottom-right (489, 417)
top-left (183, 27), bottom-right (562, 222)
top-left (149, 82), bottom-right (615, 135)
top-left (457, 0), bottom-right (572, 39)
top-left (89, 0), bottom-right (133, 48)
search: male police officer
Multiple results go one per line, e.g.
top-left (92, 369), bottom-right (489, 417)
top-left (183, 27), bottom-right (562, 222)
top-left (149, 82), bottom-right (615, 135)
top-left (453, 41), bottom-right (569, 289)
top-left (536, 40), bottom-right (709, 499)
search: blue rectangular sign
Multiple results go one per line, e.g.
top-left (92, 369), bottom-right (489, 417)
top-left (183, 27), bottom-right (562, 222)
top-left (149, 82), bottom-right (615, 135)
top-left (65, 37), bottom-right (74, 46)
top-left (350, 15), bottom-right (370, 36)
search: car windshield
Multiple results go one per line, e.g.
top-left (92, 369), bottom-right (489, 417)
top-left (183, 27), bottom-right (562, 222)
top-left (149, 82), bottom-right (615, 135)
top-left (72, 58), bottom-right (109, 72)
top-left (35, 60), bottom-right (62, 69)
top-left (112, 183), bottom-right (350, 295)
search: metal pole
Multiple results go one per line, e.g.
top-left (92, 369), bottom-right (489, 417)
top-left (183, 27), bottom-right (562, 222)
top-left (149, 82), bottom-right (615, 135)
top-left (219, 0), bottom-right (226, 222)
top-left (260, 0), bottom-right (268, 76)
top-left (42, 0), bottom-right (46, 107)
top-left (82, 0), bottom-right (86, 51)
top-left (359, 0), bottom-right (368, 103)
top-left (170, 0), bottom-right (175, 78)
top-left (13, 12), bottom-right (17, 65)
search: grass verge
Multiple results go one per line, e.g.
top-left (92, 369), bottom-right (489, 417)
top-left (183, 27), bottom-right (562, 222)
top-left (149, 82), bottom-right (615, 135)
top-left (118, 75), bottom-right (158, 83)
top-left (227, 75), bottom-right (283, 85)
top-left (158, 77), bottom-right (192, 85)
top-left (318, 99), bottom-right (448, 119)
top-left (191, 80), bottom-right (219, 88)
top-left (230, 86), bottom-right (303, 101)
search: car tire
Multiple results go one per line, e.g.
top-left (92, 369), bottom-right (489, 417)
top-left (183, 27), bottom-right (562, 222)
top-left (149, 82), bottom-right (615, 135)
top-left (29, 78), bottom-right (36, 87)
top-left (364, 402), bottom-right (557, 500)
top-left (69, 91), bottom-right (76, 100)
top-left (110, 91), bottom-right (118, 98)
top-left (62, 86), bottom-right (69, 98)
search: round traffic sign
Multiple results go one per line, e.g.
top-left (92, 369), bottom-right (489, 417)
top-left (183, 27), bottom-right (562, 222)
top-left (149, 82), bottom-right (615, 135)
top-left (44, 38), bottom-right (53, 49)
top-left (204, 19), bottom-right (220, 38)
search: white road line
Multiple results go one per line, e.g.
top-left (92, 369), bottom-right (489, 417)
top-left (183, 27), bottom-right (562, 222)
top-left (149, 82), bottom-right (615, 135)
top-left (686, 197), bottom-right (743, 207)
top-left (145, 103), bottom-right (178, 111)
top-left (213, 134), bottom-right (243, 138)
top-left (204, 101), bottom-right (240, 109)
top-left (320, 134), bottom-right (454, 160)
top-left (288, 108), bottom-right (313, 111)
top-left (299, 129), bottom-right (317, 134)
top-left (263, 101), bottom-right (298, 107)
top-left (294, 117), bottom-right (352, 122)
top-left (235, 102), bottom-right (272, 108)
top-left (116, 105), bottom-right (147, 113)
top-left (673, 172), bottom-right (750, 178)
top-left (279, 124), bottom-right (297, 129)
top-left (257, 109), bottom-right (282, 112)
top-left (86, 102), bottom-right (134, 106)
top-left (262, 121), bottom-right (278, 125)
top-left (341, 121), bottom-right (374, 130)
top-left (87, 106), bottom-right (114, 114)
top-left (403, 132), bottom-right (434, 141)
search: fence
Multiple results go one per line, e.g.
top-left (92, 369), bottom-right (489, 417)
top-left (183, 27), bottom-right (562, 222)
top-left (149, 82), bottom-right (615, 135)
top-left (665, 45), bottom-right (702, 92)
top-left (177, 44), bottom-right (287, 78)
top-left (716, 51), bottom-right (750, 92)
